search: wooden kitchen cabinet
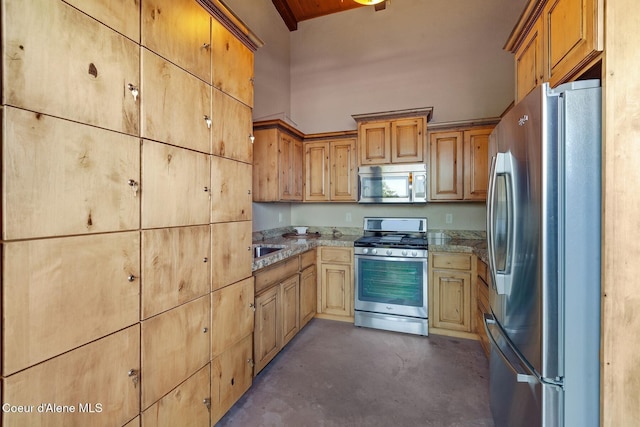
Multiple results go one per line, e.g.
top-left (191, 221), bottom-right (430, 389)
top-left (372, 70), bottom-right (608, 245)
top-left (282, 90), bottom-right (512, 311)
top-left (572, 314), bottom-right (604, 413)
top-left (3, 325), bottom-right (140, 427)
top-left (63, 0), bottom-right (140, 42)
top-left (211, 277), bottom-right (255, 357)
top-left (252, 121), bottom-right (304, 202)
top-left (476, 259), bottom-right (491, 357)
top-left (254, 284), bottom-right (280, 374)
top-left (2, 0), bottom-right (140, 136)
top-left (141, 140), bottom-right (211, 229)
top-left (142, 364), bottom-right (211, 427)
top-left (211, 18), bottom-right (255, 107)
top-left (304, 137), bottom-right (357, 202)
top-left (317, 247), bottom-right (354, 321)
top-left (353, 108), bottom-right (432, 166)
top-left (141, 0), bottom-right (212, 83)
top-left (429, 252), bottom-right (476, 338)
top-left (141, 225), bottom-right (211, 319)
top-left (429, 123), bottom-right (495, 202)
top-left (212, 88), bottom-right (254, 163)
top-left (210, 156), bottom-right (253, 223)
top-left (300, 263), bottom-right (318, 329)
top-left (281, 275), bottom-right (301, 347)
top-left (140, 48), bottom-right (211, 154)
top-left (211, 221), bottom-right (253, 291)
top-left (505, 0), bottom-right (603, 95)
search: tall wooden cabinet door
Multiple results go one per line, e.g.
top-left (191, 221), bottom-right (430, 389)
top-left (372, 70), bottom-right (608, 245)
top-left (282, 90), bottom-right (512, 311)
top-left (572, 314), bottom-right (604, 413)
top-left (3, 0), bottom-right (139, 135)
top-left (431, 270), bottom-right (472, 332)
top-left (304, 141), bottom-right (330, 201)
top-left (331, 138), bottom-right (357, 201)
top-left (211, 18), bottom-right (254, 107)
top-left (141, 225), bottom-right (211, 319)
top-left (429, 131), bottom-right (463, 201)
top-left (2, 107), bottom-right (140, 240)
top-left (281, 275), bottom-right (300, 347)
top-left (142, 364), bottom-right (211, 427)
top-left (63, 0), bottom-right (140, 42)
top-left (359, 122), bottom-right (390, 165)
top-left (211, 334), bottom-right (254, 424)
top-left (515, 17), bottom-right (544, 103)
top-left (391, 118), bottom-right (424, 163)
top-left (141, 295), bottom-right (211, 410)
top-left (544, 0), bottom-right (602, 86)
top-left (211, 221), bottom-right (252, 290)
top-left (211, 277), bottom-right (255, 357)
top-left (141, 48), bottom-right (211, 153)
top-left (254, 286), bottom-right (280, 374)
top-left (211, 156), bottom-right (252, 223)
top-left (320, 263), bottom-right (352, 317)
top-left (300, 265), bottom-right (317, 328)
top-left (3, 325), bottom-right (140, 427)
top-left (212, 88), bottom-right (253, 163)
top-left (252, 128), bottom-right (279, 202)
top-left (3, 232), bottom-right (139, 375)
top-left (141, 140), bottom-right (211, 229)
top-left (279, 134), bottom-right (300, 200)
top-left (141, 0), bottom-right (211, 83)
top-left (463, 128), bottom-right (492, 201)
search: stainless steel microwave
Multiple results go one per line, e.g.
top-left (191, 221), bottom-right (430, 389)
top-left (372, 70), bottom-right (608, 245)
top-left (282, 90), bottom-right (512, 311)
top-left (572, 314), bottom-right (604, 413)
top-left (358, 163), bottom-right (427, 204)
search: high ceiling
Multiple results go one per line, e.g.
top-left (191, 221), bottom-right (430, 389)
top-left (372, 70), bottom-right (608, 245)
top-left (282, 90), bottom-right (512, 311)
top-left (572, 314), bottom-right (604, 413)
top-left (272, 0), bottom-right (387, 31)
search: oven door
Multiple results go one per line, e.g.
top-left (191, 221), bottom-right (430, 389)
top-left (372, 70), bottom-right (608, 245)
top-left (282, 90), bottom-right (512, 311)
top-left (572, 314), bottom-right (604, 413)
top-left (354, 254), bottom-right (428, 318)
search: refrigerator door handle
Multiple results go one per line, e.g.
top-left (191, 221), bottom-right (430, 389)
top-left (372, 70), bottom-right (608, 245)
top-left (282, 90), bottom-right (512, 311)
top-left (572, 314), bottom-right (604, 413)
top-left (484, 313), bottom-right (538, 384)
top-left (489, 152), bottom-right (518, 295)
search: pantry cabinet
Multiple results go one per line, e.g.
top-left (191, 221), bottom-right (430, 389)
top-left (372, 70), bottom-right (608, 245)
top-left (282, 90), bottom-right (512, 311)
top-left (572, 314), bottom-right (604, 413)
top-left (212, 88), bottom-right (254, 163)
top-left (2, 0), bottom-right (140, 135)
top-left (142, 364), bottom-right (211, 427)
top-left (3, 326), bottom-right (140, 427)
top-left (63, 0), bottom-right (141, 41)
top-left (317, 247), bottom-right (354, 321)
top-left (429, 252), bottom-right (476, 338)
top-left (141, 0), bottom-right (212, 83)
top-left (210, 156), bottom-right (253, 223)
top-left (252, 121), bottom-right (304, 202)
top-left (140, 48), bottom-right (211, 153)
top-left (304, 137), bottom-right (357, 202)
top-left (211, 221), bottom-right (253, 291)
top-left (211, 277), bottom-right (255, 357)
top-left (506, 0), bottom-right (603, 98)
top-left (428, 123), bottom-right (495, 202)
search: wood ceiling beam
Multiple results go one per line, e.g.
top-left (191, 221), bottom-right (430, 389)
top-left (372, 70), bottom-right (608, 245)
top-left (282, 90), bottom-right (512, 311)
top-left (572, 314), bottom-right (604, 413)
top-left (272, 0), bottom-right (298, 31)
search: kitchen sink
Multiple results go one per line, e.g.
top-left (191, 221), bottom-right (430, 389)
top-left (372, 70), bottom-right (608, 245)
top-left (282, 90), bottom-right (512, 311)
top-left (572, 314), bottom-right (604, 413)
top-left (253, 245), bottom-right (285, 258)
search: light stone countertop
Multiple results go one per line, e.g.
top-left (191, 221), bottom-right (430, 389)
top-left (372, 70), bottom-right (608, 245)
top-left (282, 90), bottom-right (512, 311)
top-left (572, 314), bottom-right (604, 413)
top-left (252, 227), bottom-right (488, 271)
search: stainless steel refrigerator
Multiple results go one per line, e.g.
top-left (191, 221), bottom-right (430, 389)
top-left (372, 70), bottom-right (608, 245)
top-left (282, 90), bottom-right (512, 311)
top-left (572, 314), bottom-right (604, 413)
top-left (484, 80), bottom-right (601, 427)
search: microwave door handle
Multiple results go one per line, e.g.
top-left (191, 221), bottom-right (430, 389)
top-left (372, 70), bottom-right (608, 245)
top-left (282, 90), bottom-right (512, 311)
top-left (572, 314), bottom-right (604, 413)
top-left (492, 152), bottom-right (517, 296)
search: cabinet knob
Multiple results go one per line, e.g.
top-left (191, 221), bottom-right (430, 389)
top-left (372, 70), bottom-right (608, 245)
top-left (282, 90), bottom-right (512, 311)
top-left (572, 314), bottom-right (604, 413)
top-left (249, 303), bottom-right (256, 312)
top-left (127, 83), bottom-right (139, 101)
top-left (128, 369), bottom-right (139, 387)
top-left (127, 274), bottom-right (136, 282)
top-left (202, 327), bottom-right (208, 333)
top-left (202, 398), bottom-right (211, 411)
top-left (249, 134), bottom-right (255, 144)
top-left (203, 186), bottom-right (209, 193)
top-left (248, 189), bottom-right (251, 195)
top-left (203, 257), bottom-right (208, 263)
top-left (204, 115), bottom-right (212, 129)
top-left (201, 43), bottom-right (211, 50)
top-left (247, 358), bottom-right (255, 368)
top-left (128, 179), bottom-right (139, 196)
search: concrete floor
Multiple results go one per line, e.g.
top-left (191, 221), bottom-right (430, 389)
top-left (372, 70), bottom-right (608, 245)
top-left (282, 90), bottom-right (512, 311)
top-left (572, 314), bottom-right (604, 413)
top-left (216, 319), bottom-right (493, 427)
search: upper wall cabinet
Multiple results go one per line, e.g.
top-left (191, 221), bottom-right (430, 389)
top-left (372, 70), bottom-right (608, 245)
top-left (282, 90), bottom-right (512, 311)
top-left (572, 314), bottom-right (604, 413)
top-left (304, 136), bottom-right (357, 202)
top-left (2, 0), bottom-right (140, 135)
top-left (353, 108), bottom-right (432, 166)
top-left (252, 120), bottom-right (304, 202)
top-left (142, 0), bottom-right (212, 82)
top-left (506, 0), bottom-right (603, 102)
top-left (211, 18), bottom-right (255, 107)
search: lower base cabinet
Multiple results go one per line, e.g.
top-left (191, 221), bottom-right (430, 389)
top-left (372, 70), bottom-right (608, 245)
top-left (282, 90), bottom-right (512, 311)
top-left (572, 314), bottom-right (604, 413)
top-left (300, 264), bottom-right (317, 328)
top-left (254, 285), bottom-right (281, 374)
top-left (429, 252), bottom-right (476, 339)
top-left (317, 247), bottom-right (354, 321)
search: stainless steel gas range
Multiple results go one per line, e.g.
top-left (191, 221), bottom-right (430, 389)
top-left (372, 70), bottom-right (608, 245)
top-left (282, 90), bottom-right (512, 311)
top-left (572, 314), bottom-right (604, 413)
top-left (354, 217), bottom-right (428, 336)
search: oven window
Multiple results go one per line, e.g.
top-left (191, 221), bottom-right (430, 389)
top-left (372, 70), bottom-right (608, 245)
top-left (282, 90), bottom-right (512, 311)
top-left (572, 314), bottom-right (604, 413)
top-left (358, 258), bottom-right (424, 307)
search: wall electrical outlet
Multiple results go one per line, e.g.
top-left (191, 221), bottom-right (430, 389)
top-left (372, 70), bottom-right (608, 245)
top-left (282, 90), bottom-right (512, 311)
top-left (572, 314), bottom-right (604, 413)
top-left (445, 213), bottom-right (453, 224)
top-left (278, 213), bottom-right (283, 223)
top-left (346, 212), bottom-right (352, 222)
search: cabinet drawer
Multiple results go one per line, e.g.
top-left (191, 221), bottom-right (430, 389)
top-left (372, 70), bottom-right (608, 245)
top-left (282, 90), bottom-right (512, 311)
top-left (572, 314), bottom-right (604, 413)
top-left (432, 253), bottom-right (472, 271)
top-left (320, 247), bottom-right (353, 264)
top-left (300, 249), bottom-right (316, 270)
top-left (3, 232), bottom-right (139, 375)
top-left (254, 257), bottom-right (299, 294)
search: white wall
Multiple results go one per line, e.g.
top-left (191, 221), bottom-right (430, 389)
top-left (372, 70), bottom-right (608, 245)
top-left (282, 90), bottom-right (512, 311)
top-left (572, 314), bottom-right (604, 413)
top-left (223, 0), bottom-right (526, 232)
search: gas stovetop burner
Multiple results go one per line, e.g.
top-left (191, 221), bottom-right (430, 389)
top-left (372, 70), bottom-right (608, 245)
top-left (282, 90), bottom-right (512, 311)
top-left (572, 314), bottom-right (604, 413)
top-left (354, 218), bottom-right (429, 250)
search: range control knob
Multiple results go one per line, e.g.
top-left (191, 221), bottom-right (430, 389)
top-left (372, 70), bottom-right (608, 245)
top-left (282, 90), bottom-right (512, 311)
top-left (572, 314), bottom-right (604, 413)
top-left (401, 250), bottom-right (408, 257)
top-left (386, 249), bottom-right (393, 256)
top-left (412, 251), bottom-right (418, 257)
top-left (362, 248), bottom-right (369, 254)
top-left (371, 248), bottom-right (378, 255)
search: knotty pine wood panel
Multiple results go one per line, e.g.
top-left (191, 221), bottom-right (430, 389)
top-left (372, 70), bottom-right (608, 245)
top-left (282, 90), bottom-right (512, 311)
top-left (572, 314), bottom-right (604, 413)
top-left (212, 88), bottom-right (253, 163)
top-left (2, 0), bottom-right (139, 135)
top-left (141, 225), bottom-right (211, 319)
top-left (211, 277), bottom-right (254, 357)
top-left (3, 232), bottom-right (140, 376)
top-left (211, 221), bottom-right (252, 290)
top-left (63, 0), bottom-right (141, 42)
top-left (2, 107), bottom-right (140, 240)
top-left (3, 325), bottom-right (140, 427)
top-left (210, 156), bottom-right (252, 223)
top-left (141, 48), bottom-right (211, 154)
